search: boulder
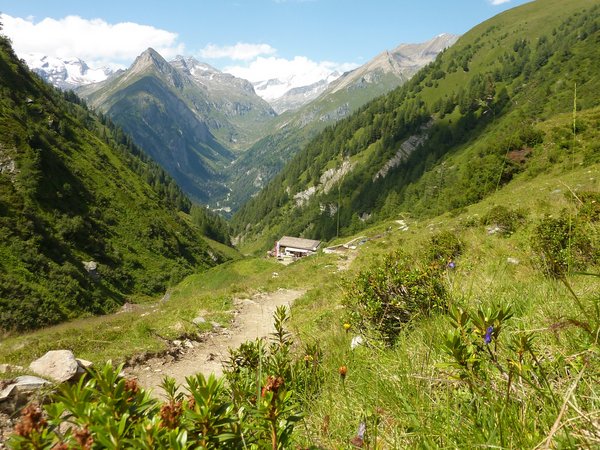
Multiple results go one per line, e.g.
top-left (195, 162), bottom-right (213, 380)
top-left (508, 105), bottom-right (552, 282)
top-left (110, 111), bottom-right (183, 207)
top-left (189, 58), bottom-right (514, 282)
top-left (30, 350), bottom-right (79, 383)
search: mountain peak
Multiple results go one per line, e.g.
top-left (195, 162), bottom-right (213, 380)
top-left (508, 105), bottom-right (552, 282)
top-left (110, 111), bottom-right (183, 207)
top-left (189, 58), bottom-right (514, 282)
top-left (131, 48), bottom-right (168, 70)
top-left (126, 47), bottom-right (186, 88)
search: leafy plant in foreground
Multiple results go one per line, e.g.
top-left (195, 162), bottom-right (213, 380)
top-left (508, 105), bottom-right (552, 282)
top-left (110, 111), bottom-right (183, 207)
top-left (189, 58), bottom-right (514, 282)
top-left (9, 308), bottom-right (314, 449)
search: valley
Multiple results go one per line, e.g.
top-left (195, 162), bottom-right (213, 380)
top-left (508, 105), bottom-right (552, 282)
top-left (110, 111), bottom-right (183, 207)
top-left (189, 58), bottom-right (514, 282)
top-left (1, 0), bottom-right (599, 447)
top-left (31, 34), bottom-right (457, 210)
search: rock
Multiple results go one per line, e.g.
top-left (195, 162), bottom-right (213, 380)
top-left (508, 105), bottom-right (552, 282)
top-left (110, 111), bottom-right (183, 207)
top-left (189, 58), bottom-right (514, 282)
top-left (192, 316), bottom-right (206, 325)
top-left (0, 385), bottom-right (16, 403)
top-left (0, 376), bottom-right (50, 414)
top-left (11, 376), bottom-right (50, 392)
top-left (507, 257), bottom-right (520, 265)
top-left (76, 359), bottom-right (93, 370)
top-left (30, 350), bottom-right (79, 383)
top-left (75, 358), bottom-right (93, 377)
top-left (211, 322), bottom-right (222, 330)
top-left (487, 225), bottom-right (502, 235)
top-left (83, 260), bottom-right (99, 279)
top-left (351, 336), bottom-right (364, 350)
top-left (172, 340), bottom-right (182, 347)
top-left (183, 340), bottom-right (194, 349)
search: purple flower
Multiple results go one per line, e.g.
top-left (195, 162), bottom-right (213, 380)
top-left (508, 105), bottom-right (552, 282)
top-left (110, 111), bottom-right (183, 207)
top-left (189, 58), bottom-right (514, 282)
top-left (447, 261), bottom-right (456, 269)
top-left (484, 326), bottom-right (494, 344)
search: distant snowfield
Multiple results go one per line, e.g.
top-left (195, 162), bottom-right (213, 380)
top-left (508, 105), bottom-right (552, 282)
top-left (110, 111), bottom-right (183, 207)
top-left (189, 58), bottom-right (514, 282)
top-left (23, 53), bottom-right (114, 89)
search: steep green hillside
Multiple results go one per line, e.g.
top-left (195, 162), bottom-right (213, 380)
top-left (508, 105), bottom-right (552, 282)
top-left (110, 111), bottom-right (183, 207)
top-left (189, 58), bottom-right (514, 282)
top-left (222, 73), bottom-right (405, 211)
top-left (0, 35), bottom-right (231, 332)
top-left (221, 35), bottom-right (458, 211)
top-left (232, 0), bottom-right (600, 250)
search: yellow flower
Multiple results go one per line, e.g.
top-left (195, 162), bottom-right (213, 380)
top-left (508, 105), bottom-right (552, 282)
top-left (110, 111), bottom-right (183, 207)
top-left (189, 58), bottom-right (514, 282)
top-left (343, 323), bottom-right (351, 332)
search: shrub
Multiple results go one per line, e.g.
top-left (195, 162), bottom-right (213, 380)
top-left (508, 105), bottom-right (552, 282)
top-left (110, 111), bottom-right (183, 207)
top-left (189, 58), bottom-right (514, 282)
top-left (425, 230), bottom-right (463, 266)
top-left (532, 214), bottom-right (595, 277)
top-left (482, 205), bottom-right (527, 236)
top-left (9, 308), bottom-right (310, 450)
top-left (342, 251), bottom-right (448, 345)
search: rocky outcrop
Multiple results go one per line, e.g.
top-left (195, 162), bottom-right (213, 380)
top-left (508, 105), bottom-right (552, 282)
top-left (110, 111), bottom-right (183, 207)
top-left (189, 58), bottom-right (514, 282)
top-left (373, 121), bottom-right (433, 181)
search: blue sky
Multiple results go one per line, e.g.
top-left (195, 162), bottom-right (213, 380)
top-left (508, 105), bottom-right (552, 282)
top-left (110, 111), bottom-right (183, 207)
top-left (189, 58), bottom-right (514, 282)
top-left (1, 0), bottom-right (531, 82)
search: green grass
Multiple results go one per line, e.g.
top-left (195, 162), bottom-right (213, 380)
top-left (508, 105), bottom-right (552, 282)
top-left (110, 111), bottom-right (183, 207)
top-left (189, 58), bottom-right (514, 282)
top-left (2, 136), bottom-right (598, 446)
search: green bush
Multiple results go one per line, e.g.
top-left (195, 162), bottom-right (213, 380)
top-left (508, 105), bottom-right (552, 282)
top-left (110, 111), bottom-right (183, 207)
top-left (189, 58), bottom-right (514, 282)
top-left (425, 230), bottom-right (463, 266)
top-left (342, 251), bottom-right (448, 345)
top-left (532, 214), bottom-right (595, 277)
top-left (482, 205), bottom-right (527, 236)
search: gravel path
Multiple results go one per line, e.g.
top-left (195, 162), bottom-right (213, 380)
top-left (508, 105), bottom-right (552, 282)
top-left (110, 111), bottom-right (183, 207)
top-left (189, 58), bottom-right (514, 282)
top-left (125, 289), bottom-right (304, 395)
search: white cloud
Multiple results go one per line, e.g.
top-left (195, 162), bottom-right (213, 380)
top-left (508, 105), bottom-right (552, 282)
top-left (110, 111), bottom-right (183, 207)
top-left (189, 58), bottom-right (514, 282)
top-left (225, 55), bottom-right (357, 84)
top-left (199, 43), bottom-right (276, 61)
top-left (0, 14), bottom-right (184, 68)
top-left (490, 0), bottom-right (511, 5)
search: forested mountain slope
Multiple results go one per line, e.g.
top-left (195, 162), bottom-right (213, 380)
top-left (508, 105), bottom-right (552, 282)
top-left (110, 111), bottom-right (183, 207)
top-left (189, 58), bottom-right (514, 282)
top-left (221, 34), bottom-right (458, 211)
top-left (0, 34), bottom-right (229, 332)
top-left (232, 0), bottom-right (600, 249)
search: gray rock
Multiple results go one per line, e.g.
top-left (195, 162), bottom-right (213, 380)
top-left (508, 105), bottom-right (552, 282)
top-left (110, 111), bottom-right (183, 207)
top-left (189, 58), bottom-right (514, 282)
top-left (76, 358), bottom-right (93, 370)
top-left (75, 358), bottom-right (93, 377)
top-left (211, 322), bottom-right (222, 330)
top-left (0, 376), bottom-right (50, 414)
top-left (30, 350), bottom-right (79, 383)
top-left (12, 376), bottom-right (50, 392)
top-left (192, 316), bottom-right (206, 325)
top-left (0, 385), bottom-right (16, 403)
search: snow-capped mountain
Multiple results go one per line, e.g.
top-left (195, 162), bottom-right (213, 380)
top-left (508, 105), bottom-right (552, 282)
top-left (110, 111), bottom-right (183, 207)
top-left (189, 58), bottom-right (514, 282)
top-left (23, 53), bottom-right (115, 90)
top-left (268, 73), bottom-right (341, 114)
top-left (252, 71), bottom-right (341, 107)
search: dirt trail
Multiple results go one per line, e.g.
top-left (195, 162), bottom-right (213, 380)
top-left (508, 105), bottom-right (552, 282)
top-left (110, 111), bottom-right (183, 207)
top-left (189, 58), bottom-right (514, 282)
top-left (125, 289), bottom-right (304, 394)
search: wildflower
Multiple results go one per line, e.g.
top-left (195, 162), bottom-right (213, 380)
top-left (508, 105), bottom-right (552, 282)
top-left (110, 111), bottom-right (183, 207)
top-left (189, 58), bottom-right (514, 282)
top-left (447, 261), bottom-right (456, 269)
top-left (304, 354), bottom-right (314, 367)
top-left (14, 403), bottom-right (47, 438)
top-left (350, 421), bottom-right (366, 448)
top-left (261, 375), bottom-right (284, 397)
top-left (73, 427), bottom-right (93, 450)
top-left (484, 326), bottom-right (494, 344)
top-left (124, 378), bottom-right (140, 402)
top-left (343, 322), bottom-right (351, 332)
top-left (339, 365), bottom-right (348, 380)
top-left (159, 400), bottom-right (183, 429)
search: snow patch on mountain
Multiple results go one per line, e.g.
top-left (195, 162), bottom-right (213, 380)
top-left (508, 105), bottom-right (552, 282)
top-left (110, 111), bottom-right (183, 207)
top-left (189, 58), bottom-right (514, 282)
top-left (253, 71), bottom-right (341, 103)
top-left (23, 53), bottom-right (115, 89)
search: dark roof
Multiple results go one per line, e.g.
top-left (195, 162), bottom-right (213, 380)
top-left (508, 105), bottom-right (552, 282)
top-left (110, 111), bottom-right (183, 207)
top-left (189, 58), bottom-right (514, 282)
top-left (278, 236), bottom-right (321, 251)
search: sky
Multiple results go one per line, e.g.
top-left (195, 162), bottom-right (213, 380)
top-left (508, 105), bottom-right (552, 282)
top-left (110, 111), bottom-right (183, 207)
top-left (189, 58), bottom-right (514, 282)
top-left (0, 0), bottom-right (532, 84)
